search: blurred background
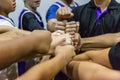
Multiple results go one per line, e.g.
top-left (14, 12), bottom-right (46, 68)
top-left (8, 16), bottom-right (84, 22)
top-left (9, 0), bottom-right (120, 29)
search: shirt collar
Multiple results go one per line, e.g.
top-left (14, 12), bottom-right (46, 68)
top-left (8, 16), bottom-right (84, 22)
top-left (87, 0), bottom-right (119, 10)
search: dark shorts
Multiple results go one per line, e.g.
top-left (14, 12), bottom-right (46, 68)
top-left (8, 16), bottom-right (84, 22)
top-left (109, 42), bottom-right (120, 70)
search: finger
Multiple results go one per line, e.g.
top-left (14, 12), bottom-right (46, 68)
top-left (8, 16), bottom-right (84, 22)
top-left (66, 28), bottom-right (76, 32)
top-left (61, 13), bottom-right (74, 19)
top-left (66, 21), bottom-right (76, 25)
top-left (66, 31), bottom-right (75, 36)
top-left (55, 25), bottom-right (65, 31)
top-left (76, 22), bottom-right (80, 32)
top-left (55, 21), bottom-right (66, 26)
top-left (62, 20), bottom-right (68, 24)
top-left (56, 7), bottom-right (73, 20)
top-left (57, 8), bottom-right (63, 15)
top-left (66, 22), bottom-right (79, 33)
top-left (54, 22), bottom-right (66, 31)
top-left (55, 30), bottom-right (65, 34)
top-left (61, 7), bottom-right (70, 15)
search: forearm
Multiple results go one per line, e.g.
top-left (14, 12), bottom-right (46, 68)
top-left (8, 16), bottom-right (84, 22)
top-left (0, 35), bottom-right (37, 69)
top-left (81, 33), bottom-right (120, 51)
top-left (16, 56), bottom-right (68, 80)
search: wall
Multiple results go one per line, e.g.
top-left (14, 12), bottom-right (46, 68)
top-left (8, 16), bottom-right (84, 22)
top-left (9, 0), bottom-right (120, 28)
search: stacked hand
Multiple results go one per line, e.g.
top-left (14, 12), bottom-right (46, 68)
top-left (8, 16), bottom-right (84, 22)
top-left (55, 45), bottom-right (76, 63)
top-left (49, 30), bottom-right (72, 55)
top-left (56, 7), bottom-right (74, 21)
top-left (55, 7), bottom-right (81, 52)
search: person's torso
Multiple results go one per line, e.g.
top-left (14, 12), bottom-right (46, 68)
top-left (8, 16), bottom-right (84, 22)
top-left (71, 0), bottom-right (120, 37)
top-left (18, 8), bottom-right (44, 31)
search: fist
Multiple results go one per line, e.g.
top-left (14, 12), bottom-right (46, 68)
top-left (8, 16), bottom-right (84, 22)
top-left (56, 7), bottom-right (74, 21)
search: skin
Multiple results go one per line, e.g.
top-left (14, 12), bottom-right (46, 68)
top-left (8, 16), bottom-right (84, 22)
top-left (24, 0), bottom-right (40, 12)
top-left (0, 0), bottom-right (16, 17)
top-left (56, 0), bottom-right (120, 80)
top-left (94, 0), bottom-right (111, 12)
top-left (61, 0), bottom-right (73, 6)
top-left (68, 61), bottom-right (120, 80)
top-left (0, 26), bottom-right (31, 41)
top-left (0, 28), bottom-right (51, 70)
top-left (0, 26), bottom-right (72, 70)
top-left (0, 26), bottom-right (76, 80)
top-left (73, 48), bottom-right (112, 68)
top-left (16, 45), bottom-right (75, 80)
top-left (47, 0), bottom-right (77, 33)
top-left (56, 0), bottom-right (120, 51)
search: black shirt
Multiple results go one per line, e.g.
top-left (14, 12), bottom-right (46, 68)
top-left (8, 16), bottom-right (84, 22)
top-left (109, 42), bottom-right (120, 70)
top-left (22, 12), bottom-right (44, 31)
top-left (69, 0), bottom-right (120, 37)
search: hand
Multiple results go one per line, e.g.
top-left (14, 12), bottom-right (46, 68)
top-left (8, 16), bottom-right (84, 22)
top-left (65, 21), bottom-right (79, 36)
top-left (53, 20), bottom-right (66, 31)
top-left (52, 30), bottom-right (72, 46)
top-left (55, 45), bottom-right (76, 62)
top-left (56, 7), bottom-right (74, 21)
top-left (73, 33), bottom-right (81, 53)
top-left (49, 31), bottom-right (72, 54)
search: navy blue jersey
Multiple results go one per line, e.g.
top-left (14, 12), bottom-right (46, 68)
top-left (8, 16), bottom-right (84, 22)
top-left (18, 8), bottom-right (44, 31)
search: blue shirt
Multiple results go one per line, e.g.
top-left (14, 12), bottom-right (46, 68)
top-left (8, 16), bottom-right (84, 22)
top-left (46, 1), bottom-right (79, 22)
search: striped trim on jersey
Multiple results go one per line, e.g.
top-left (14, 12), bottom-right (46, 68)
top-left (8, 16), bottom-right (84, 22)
top-left (0, 15), bottom-right (15, 27)
top-left (18, 8), bottom-right (44, 29)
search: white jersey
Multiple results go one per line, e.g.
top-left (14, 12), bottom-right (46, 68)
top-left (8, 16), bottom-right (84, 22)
top-left (0, 15), bottom-right (16, 28)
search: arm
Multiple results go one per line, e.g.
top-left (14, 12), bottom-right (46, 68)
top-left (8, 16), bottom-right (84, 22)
top-left (56, 7), bottom-right (120, 51)
top-left (47, 19), bottom-right (66, 32)
top-left (81, 32), bottom-right (120, 51)
top-left (0, 26), bottom-right (31, 41)
top-left (0, 30), bottom-right (51, 69)
top-left (47, 6), bottom-right (74, 32)
top-left (73, 48), bottom-right (112, 68)
top-left (16, 45), bottom-right (75, 80)
top-left (46, 5), bottom-right (69, 32)
top-left (46, 5), bottom-right (59, 32)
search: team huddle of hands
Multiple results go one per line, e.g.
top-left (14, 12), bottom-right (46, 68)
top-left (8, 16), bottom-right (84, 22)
top-left (53, 7), bottom-right (81, 53)
top-left (0, 7), bottom-right (81, 65)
